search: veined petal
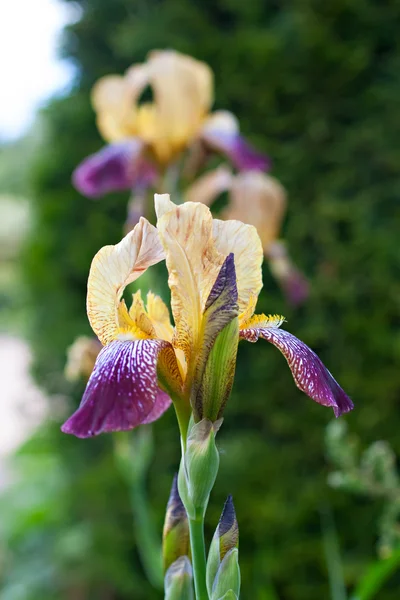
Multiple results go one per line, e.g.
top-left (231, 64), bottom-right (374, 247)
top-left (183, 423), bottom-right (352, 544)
top-left (155, 196), bottom-right (225, 368)
top-left (61, 339), bottom-right (171, 438)
top-left (224, 172), bottom-right (287, 251)
top-left (72, 140), bottom-right (157, 198)
top-left (87, 218), bottom-right (164, 345)
top-left (240, 316), bottom-right (354, 417)
top-left (185, 166), bottom-right (233, 207)
top-left (212, 219), bottom-right (263, 316)
top-left (201, 111), bottom-right (270, 172)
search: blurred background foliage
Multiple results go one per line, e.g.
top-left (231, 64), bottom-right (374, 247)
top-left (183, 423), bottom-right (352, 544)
top-left (1, 0), bottom-right (400, 598)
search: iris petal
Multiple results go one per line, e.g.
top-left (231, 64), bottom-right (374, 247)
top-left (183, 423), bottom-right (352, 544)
top-left (240, 319), bottom-right (353, 416)
top-left (201, 111), bottom-right (270, 172)
top-left (61, 339), bottom-right (171, 438)
top-left (72, 140), bottom-right (157, 198)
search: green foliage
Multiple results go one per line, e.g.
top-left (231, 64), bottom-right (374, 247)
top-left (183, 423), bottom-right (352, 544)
top-left (10, 0), bottom-right (400, 598)
top-left (326, 421), bottom-right (400, 558)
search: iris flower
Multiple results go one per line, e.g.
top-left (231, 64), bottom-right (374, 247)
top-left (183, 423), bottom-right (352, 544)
top-left (62, 195), bottom-right (353, 438)
top-left (186, 168), bottom-right (309, 305)
top-left (73, 50), bottom-right (269, 198)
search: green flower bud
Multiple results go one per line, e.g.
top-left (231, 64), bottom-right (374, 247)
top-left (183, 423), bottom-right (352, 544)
top-left (178, 419), bottom-right (220, 518)
top-left (163, 475), bottom-right (190, 572)
top-left (164, 556), bottom-right (194, 600)
top-left (207, 496), bottom-right (239, 596)
top-left (210, 549), bottom-right (240, 600)
top-left (195, 317), bottom-right (239, 422)
top-left (192, 254), bottom-right (239, 422)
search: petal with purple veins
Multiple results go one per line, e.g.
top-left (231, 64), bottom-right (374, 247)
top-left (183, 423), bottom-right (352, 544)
top-left (240, 321), bottom-right (353, 416)
top-left (72, 139), bottom-right (157, 198)
top-left (61, 339), bottom-right (171, 438)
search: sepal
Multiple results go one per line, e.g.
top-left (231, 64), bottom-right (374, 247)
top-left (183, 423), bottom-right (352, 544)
top-left (164, 556), bottom-right (194, 600)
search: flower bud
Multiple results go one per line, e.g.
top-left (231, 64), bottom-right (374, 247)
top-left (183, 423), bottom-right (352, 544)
top-left (178, 419), bottom-right (220, 518)
top-left (207, 496), bottom-right (239, 597)
top-left (195, 317), bottom-right (239, 422)
top-left (192, 253), bottom-right (239, 422)
top-left (210, 549), bottom-right (240, 600)
top-left (164, 556), bottom-right (194, 600)
top-left (163, 475), bottom-right (190, 572)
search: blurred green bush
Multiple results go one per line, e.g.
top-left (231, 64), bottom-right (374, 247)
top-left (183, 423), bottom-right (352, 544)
top-left (7, 0), bottom-right (400, 598)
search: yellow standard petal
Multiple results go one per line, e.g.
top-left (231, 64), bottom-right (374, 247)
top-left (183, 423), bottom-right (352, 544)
top-left (212, 218), bottom-right (263, 317)
top-left (155, 195), bottom-right (225, 369)
top-left (87, 218), bottom-right (164, 345)
top-left (138, 50), bottom-right (214, 162)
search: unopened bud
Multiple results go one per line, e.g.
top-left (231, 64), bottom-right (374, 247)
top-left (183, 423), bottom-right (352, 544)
top-left (178, 419), bottom-right (220, 518)
top-left (192, 254), bottom-right (239, 422)
top-left (210, 549), bottom-right (240, 600)
top-left (207, 496), bottom-right (239, 596)
top-left (164, 556), bottom-right (194, 600)
top-left (163, 475), bottom-right (190, 572)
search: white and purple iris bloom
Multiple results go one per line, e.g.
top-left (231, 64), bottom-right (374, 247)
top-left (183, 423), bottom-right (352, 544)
top-left (61, 195), bottom-right (353, 439)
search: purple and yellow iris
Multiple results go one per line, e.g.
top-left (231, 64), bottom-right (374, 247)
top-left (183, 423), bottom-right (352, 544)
top-left (72, 51), bottom-right (269, 198)
top-left (62, 195), bottom-right (353, 438)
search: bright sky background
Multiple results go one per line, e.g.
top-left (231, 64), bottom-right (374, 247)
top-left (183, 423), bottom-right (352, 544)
top-left (0, 0), bottom-right (76, 140)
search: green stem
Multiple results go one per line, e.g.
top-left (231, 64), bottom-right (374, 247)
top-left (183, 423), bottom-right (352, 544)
top-left (189, 514), bottom-right (208, 600)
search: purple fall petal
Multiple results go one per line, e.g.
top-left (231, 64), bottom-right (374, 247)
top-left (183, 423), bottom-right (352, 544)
top-left (240, 326), bottom-right (353, 416)
top-left (203, 130), bottom-right (271, 172)
top-left (72, 140), bottom-right (157, 198)
top-left (142, 389), bottom-right (172, 424)
top-left (61, 339), bottom-right (171, 438)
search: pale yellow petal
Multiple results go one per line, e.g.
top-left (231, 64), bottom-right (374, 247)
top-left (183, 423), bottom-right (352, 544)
top-left (91, 75), bottom-right (138, 141)
top-left (146, 292), bottom-right (174, 342)
top-left (212, 218), bottom-right (263, 316)
top-left (154, 193), bottom-right (176, 220)
top-left (87, 218), bottom-right (164, 345)
top-left (224, 172), bottom-right (287, 251)
top-left (156, 199), bottom-right (224, 366)
top-left (185, 166), bottom-right (233, 206)
top-left (129, 290), bottom-right (156, 336)
top-left (144, 50), bottom-right (213, 156)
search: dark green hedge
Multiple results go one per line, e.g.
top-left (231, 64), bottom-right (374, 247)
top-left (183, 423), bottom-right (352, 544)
top-left (18, 0), bottom-right (400, 598)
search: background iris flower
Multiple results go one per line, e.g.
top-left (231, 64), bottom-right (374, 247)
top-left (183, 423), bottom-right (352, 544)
top-left (72, 50), bottom-right (269, 199)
